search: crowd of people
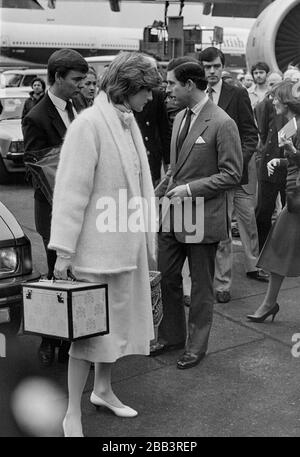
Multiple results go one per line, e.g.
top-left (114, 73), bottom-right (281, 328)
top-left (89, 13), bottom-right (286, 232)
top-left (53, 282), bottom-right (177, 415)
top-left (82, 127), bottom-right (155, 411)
top-left (20, 47), bottom-right (300, 437)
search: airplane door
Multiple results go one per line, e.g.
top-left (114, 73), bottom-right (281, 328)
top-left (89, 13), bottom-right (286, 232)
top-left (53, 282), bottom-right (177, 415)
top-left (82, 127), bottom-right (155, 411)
top-left (89, 36), bottom-right (97, 54)
top-left (0, 35), bottom-right (11, 57)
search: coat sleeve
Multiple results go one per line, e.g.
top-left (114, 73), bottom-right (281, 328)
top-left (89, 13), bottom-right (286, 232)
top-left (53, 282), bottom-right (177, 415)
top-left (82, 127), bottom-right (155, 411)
top-left (157, 90), bottom-right (171, 165)
top-left (188, 117), bottom-right (243, 198)
top-left (22, 113), bottom-right (50, 154)
top-left (48, 115), bottom-right (99, 254)
top-left (236, 87), bottom-right (258, 169)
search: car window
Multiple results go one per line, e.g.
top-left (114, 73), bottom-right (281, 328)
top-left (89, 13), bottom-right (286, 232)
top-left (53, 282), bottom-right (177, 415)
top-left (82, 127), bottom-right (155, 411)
top-left (0, 97), bottom-right (27, 120)
top-left (22, 74), bottom-right (47, 86)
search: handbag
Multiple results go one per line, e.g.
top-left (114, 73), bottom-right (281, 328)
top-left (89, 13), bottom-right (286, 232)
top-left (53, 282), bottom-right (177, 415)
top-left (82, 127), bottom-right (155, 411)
top-left (24, 146), bottom-right (61, 205)
top-left (286, 169), bottom-right (300, 213)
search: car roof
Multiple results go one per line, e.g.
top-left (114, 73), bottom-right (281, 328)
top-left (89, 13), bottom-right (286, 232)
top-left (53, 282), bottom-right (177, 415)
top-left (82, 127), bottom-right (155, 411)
top-left (2, 68), bottom-right (47, 75)
top-left (85, 55), bottom-right (116, 64)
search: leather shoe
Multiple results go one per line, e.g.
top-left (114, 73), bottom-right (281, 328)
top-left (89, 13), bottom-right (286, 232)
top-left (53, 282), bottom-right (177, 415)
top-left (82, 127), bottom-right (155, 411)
top-left (216, 290), bottom-right (231, 303)
top-left (177, 352), bottom-right (206, 369)
top-left (58, 341), bottom-right (70, 363)
top-left (246, 269), bottom-right (269, 282)
top-left (38, 341), bottom-right (55, 367)
top-left (149, 341), bottom-right (185, 356)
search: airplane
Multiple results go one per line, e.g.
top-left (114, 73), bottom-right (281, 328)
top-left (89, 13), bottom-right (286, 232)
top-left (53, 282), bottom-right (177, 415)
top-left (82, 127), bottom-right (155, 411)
top-left (0, 20), bottom-right (249, 68)
top-left (0, 0), bottom-right (275, 18)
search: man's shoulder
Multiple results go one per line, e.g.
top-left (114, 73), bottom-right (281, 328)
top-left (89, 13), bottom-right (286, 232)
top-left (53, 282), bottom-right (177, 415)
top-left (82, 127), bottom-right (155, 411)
top-left (220, 81), bottom-right (250, 104)
top-left (25, 93), bottom-right (51, 120)
top-left (210, 101), bottom-right (232, 121)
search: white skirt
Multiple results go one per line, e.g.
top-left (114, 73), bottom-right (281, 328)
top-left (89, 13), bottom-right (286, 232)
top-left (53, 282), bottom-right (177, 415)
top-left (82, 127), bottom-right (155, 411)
top-left (70, 241), bottom-right (154, 363)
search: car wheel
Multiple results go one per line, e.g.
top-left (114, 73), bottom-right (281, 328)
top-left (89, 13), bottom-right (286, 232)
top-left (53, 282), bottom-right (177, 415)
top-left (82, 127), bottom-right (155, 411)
top-left (0, 155), bottom-right (11, 185)
top-left (0, 306), bottom-right (22, 336)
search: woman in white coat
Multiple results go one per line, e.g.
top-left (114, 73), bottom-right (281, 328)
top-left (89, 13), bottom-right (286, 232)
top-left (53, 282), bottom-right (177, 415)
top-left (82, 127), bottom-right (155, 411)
top-left (48, 52), bottom-right (161, 437)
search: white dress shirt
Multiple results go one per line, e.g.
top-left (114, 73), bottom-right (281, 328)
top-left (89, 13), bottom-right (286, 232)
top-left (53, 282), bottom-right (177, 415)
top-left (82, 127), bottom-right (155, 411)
top-left (48, 90), bottom-right (77, 128)
top-left (206, 79), bottom-right (223, 105)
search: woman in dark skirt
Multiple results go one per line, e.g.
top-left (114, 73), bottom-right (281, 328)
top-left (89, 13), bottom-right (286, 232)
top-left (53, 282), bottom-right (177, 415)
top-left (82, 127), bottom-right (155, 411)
top-left (247, 80), bottom-right (300, 322)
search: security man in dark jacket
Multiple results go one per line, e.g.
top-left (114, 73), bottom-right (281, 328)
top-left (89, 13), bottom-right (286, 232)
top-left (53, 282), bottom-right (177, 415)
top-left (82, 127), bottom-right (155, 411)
top-left (134, 87), bottom-right (171, 186)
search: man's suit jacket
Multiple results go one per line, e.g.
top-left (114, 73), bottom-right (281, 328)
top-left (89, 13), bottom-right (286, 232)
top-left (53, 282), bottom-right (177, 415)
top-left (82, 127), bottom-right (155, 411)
top-left (218, 81), bottom-right (258, 186)
top-left (22, 93), bottom-right (67, 202)
top-left (134, 88), bottom-right (171, 181)
top-left (22, 93), bottom-right (67, 153)
top-left (163, 99), bottom-right (243, 244)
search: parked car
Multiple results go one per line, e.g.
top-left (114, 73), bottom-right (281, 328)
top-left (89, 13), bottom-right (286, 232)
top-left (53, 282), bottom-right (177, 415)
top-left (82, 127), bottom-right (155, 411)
top-left (0, 68), bottom-right (48, 92)
top-left (0, 200), bottom-right (40, 335)
top-left (0, 88), bottom-right (29, 183)
top-left (85, 55), bottom-right (116, 77)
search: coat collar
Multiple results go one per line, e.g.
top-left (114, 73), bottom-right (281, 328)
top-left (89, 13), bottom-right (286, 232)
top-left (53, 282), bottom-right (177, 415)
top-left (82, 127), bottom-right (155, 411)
top-left (94, 91), bottom-right (156, 255)
top-left (172, 99), bottom-right (212, 177)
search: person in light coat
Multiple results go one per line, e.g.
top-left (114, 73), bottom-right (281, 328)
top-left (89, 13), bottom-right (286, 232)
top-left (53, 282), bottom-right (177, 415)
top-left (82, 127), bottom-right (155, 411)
top-left (48, 52), bottom-right (161, 437)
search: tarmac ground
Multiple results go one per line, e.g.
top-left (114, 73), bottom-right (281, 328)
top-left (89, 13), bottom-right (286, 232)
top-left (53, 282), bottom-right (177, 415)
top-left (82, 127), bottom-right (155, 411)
top-left (1, 184), bottom-right (300, 438)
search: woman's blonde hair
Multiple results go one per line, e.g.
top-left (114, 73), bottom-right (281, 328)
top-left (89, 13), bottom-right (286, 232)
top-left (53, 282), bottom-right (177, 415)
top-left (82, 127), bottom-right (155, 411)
top-left (271, 79), bottom-right (300, 115)
top-left (100, 52), bottom-right (162, 104)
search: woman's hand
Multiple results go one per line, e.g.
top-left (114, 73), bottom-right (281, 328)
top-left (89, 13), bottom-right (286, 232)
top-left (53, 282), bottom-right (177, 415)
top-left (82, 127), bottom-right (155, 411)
top-left (279, 134), bottom-right (297, 155)
top-left (54, 255), bottom-right (74, 280)
top-left (267, 158), bottom-right (280, 176)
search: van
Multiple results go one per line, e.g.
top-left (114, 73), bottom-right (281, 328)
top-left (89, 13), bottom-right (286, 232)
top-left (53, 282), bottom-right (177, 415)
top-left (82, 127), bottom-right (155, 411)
top-left (85, 55), bottom-right (116, 76)
top-left (0, 68), bottom-right (48, 90)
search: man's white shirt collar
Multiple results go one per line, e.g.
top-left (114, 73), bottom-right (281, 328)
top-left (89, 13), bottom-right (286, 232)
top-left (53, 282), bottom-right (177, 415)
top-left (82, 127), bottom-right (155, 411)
top-left (207, 79), bottom-right (222, 104)
top-left (48, 89), bottom-right (68, 111)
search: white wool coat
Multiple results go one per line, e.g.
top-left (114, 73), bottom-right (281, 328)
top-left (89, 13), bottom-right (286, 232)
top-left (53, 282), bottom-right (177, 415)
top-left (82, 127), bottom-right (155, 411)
top-left (48, 91), bottom-right (156, 275)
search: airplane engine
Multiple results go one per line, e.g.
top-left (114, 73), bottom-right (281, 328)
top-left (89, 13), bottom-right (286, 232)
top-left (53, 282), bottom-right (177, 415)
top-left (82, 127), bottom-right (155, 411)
top-left (246, 0), bottom-right (300, 72)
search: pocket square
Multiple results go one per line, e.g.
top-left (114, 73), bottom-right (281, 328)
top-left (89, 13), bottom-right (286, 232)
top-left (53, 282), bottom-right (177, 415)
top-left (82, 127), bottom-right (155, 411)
top-left (195, 136), bottom-right (206, 144)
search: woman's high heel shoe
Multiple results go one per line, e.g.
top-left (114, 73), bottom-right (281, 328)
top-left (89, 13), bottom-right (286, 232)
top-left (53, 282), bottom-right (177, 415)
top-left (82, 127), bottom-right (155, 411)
top-left (90, 392), bottom-right (138, 418)
top-left (247, 303), bottom-right (280, 323)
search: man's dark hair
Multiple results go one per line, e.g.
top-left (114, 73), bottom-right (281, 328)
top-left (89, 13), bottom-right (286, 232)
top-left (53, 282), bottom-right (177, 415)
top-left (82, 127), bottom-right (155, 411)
top-left (251, 61), bottom-right (270, 77)
top-left (199, 47), bottom-right (225, 66)
top-left (172, 62), bottom-right (208, 91)
top-left (31, 77), bottom-right (46, 91)
top-left (167, 56), bottom-right (200, 72)
top-left (47, 48), bottom-right (88, 85)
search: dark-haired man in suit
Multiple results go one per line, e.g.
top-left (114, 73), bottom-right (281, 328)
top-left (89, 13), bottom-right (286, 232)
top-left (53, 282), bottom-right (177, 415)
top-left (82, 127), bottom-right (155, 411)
top-left (199, 47), bottom-right (264, 305)
top-left (152, 59), bottom-right (243, 369)
top-left (22, 48), bottom-right (88, 366)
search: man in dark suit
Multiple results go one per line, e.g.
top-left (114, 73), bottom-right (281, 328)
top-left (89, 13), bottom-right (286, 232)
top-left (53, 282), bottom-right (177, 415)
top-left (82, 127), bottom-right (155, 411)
top-left (152, 60), bottom-right (243, 369)
top-left (22, 49), bottom-right (88, 366)
top-left (199, 47), bottom-right (265, 304)
top-left (134, 87), bottom-right (171, 186)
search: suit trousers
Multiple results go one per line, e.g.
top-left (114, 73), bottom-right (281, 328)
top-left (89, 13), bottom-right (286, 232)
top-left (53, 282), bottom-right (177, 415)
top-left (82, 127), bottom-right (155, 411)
top-left (34, 195), bottom-right (57, 279)
top-left (214, 186), bottom-right (259, 293)
top-left (256, 180), bottom-right (286, 252)
top-left (158, 229), bottom-right (217, 355)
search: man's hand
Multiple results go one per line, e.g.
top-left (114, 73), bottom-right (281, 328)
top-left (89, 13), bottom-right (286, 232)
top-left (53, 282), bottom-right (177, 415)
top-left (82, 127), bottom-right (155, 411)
top-left (167, 185), bottom-right (189, 200)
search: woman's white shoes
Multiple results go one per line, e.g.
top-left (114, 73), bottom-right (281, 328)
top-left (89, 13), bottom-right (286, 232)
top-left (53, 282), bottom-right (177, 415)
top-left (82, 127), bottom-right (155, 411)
top-left (90, 392), bottom-right (138, 418)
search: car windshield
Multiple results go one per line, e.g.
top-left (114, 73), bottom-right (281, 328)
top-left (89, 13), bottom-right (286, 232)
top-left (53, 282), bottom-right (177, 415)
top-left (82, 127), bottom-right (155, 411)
top-left (0, 97), bottom-right (27, 121)
top-left (1, 74), bottom-right (23, 88)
